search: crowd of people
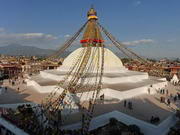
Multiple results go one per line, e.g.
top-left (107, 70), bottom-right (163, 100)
top-left (158, 87), bottom-right (180, 107)
top-left (0, 75), bottom-right (26, 95)
top-left (150, 116), bottom-right (160, 124)
top-left (121, 84), bottom-right (180, 126)
top-left (8, 75), bottom-right (26, 92)
top-left (123, 100), bottom-right (133, 110)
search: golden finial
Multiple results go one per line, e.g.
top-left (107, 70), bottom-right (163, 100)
top-left (87, 5), bottom-right (98, 20)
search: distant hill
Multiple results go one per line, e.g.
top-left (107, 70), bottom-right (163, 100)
top-left (0, 44), bottom-right (70, 57)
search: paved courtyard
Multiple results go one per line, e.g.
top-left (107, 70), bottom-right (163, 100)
top-left (0, 78), bottom-right (179, 126)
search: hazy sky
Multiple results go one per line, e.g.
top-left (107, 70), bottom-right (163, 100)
top-left (0, 0), bottom-right (180, 58)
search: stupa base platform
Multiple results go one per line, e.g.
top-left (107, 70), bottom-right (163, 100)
top-left (26, 73), bottom-right (167, 100)
top-left (38, 69), bottom-right (149, 84)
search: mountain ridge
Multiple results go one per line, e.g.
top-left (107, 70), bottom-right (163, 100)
top-left (0, 44), bottom-right (70, 57)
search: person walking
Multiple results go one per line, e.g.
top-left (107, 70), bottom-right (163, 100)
top-left (166, 90), bottom-right (169, 96)
top-left (128, 101), bottom-right (133, 110)
top-left (177, 93), bottom-right (180, 99)
top-left (173, 96), bottom-right (177, 102)
top-left (5, 87), bottom-right (7, 93)
top-left (167, 99), bottom-right (171, 106)
top-left (17, 87), bottom-right (20, 92)
top-left (160, 89), bottom-right (162, 94)
top-left (160, 96), bottom-right (163, 103)
top-left (124, 100), bottom-right (127, 107)
top-left (163, 89), bottom-right (165, 94)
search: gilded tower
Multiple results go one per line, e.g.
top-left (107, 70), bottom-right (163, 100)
top-left (80, 7), bottom-right (104, 47)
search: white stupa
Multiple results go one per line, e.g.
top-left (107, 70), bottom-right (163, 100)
top-left (171, 74), bottom-right (179, 84)
top-left (10, 7), bottom-right (174, 135)
top-left (26, 7), bottom-right (167, 102)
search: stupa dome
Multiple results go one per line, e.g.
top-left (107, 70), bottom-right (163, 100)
top-left (58, 47), bottom-right (126, 73)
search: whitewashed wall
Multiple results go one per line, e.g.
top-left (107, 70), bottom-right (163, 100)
top-left (40, 70), bottom-right (149, 84)
top-left (26, 78), bottom-right (167, 102)
top-left (26, 79), bottom-right (63, 93)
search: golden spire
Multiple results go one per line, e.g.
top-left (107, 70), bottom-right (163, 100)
top-left (80, 7), bottom-right (104, 47)
top-left (87, 5), bottom-right (98, 20)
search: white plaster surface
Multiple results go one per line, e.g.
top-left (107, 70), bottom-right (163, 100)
top-left (26, 78), bottom-right (167, 102)
top-left (171, 74), bottom-right (179, 84)
top-left (57, 47), bottom-right (127, 73)
top-left (39, 70), bottom-right (149, 84)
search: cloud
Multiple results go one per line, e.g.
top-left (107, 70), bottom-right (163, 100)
top-left (0, 28), bottom-right (5, 32)
top-left (122, 39), bottom-right (154, 46)
top-left (134, 1), bottom-right (142, 7)
top-left (64, 34), bottom-right (71, 38)
top-left (0, 32), bottom-right (59, 47)
top-left (167, 39), bottom-right (176, 42)
top-left (1, 33), bottom-right (57, 40)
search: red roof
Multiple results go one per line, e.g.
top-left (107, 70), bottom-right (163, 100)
top-left (0, 64), bottom-right (21, 68)
top-left (169, 66), bottom-right (180, 69)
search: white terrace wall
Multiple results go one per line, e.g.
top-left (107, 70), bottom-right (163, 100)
top-left (101, 81), bottom-right (167, 100)
top-left (103, 87), bottom-right (148, 100)
top-left (40, 71), bottom-right (64, 81)
top-left (40, 70), bottom-right (149, 84)
top-left (26, 78), bottom-right (167, 102)
top-left (26, 79), bottom-right (63, 93)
